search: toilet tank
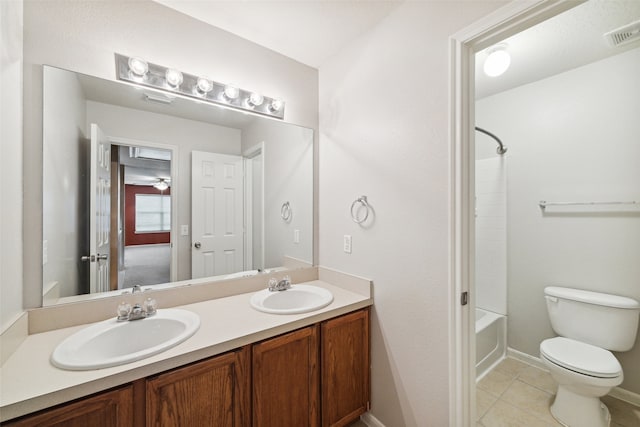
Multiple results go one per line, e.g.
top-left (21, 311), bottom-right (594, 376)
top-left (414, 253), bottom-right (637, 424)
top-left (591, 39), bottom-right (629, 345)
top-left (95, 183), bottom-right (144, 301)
top-left (544, 286), bottom-right (640, 352)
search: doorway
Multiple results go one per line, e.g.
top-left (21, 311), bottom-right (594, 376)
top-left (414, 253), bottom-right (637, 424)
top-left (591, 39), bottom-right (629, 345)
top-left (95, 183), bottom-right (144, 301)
top-left (108, 136), bottom-right (178, 291)
top-left (449, 1), bottom-right (580, 425)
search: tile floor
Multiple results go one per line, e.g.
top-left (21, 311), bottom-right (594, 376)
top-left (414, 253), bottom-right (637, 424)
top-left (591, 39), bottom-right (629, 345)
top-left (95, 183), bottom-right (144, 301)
top-left (347, 357), bottom-right (640, 426)
top-left (477, 357), bottom-right (640, 427)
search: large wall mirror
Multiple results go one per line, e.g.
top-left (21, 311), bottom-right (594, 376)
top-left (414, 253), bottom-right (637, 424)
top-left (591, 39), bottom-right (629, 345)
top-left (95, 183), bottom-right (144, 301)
top-left (42, 65), bottom-right (313, 306)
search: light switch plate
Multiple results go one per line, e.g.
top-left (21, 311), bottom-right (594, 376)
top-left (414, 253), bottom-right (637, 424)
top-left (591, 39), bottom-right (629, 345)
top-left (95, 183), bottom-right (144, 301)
top-left (343, 235), bottom-right (352, 254)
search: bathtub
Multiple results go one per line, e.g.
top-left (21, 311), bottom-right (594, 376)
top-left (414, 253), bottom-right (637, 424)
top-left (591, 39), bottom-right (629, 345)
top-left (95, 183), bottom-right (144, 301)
top-left (475, 308), bottom-right (506, 381)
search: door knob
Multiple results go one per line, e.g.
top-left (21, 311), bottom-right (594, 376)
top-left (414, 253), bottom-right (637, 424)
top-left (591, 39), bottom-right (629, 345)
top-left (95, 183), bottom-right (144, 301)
top-left (194, 242), bottom-right (201, 249)
top-left (81, 254), bottom-right (108, 262)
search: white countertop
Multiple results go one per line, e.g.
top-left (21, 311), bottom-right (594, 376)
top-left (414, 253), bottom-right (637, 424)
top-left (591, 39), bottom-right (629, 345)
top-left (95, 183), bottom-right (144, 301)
top-left (0, 280), bottom-right (371, 422)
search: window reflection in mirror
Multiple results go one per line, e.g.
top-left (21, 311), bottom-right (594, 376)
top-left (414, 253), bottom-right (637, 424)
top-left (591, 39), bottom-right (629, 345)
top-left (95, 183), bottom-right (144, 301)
top-left (42, 66), bottom-right (313, 306)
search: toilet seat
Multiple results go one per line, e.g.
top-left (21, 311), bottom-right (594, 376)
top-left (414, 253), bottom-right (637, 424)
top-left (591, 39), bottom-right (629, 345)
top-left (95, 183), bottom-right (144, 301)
top-left (540, 337), bottom-right (622, 378)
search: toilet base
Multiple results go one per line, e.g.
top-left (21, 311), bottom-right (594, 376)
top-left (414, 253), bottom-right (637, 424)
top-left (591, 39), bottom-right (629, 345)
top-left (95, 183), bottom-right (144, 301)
top-left (550, 386), bottom-right (611, 427)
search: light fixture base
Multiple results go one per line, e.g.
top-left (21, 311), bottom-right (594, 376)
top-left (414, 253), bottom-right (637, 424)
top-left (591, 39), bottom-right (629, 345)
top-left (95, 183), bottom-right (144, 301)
top-left (115, 53), bottom-right (285, 120)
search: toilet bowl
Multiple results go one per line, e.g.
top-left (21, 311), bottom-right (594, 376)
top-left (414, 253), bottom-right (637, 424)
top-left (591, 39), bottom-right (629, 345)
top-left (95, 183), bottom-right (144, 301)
top-left (541, 286), bottom-right (639, 427)
top-left (540, 337), bottom-right (623, 427)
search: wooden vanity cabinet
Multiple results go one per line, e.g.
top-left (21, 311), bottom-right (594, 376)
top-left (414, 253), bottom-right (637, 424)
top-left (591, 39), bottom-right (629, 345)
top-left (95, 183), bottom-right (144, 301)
top-left (3, 308), bottom-right (370, 427)
top-left (321, 308), bottom-right (370, 427)
top-left (3, 385), bottom-right (134, 427)
top-left (146, 346), bottom-right (251, 427)
top-left (251, 308), bottom-right (370, 427)
top-left (252, 325), bottom-right (320, 427)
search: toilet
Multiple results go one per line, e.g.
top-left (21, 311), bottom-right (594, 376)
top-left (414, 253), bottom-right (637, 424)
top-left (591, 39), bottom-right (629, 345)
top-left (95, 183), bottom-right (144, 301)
top-left (540, 286), bottom-right (640, 427)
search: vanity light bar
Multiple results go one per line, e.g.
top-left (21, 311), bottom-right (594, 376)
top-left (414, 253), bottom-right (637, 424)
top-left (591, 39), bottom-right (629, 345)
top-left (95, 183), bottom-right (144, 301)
top-left (114, 53), bottom-right (285, 119)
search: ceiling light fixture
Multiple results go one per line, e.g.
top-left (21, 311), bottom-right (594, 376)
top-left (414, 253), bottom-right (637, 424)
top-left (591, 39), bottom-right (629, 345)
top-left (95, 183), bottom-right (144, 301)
top-left (115, 53), bottom-right (285, 119)
top-left (483, 44), bottom-right (511, 77)
top-left (153, 179), bottom-right (169, 191)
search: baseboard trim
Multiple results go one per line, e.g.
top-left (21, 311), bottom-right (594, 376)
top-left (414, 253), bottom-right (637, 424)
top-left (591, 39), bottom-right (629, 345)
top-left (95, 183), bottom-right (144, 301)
top-left (609, 386), bottom-right (640, 407)
top-left (507, 347), bottom-right (640, 407)
top-left (360, 412), bottom-right (386, 427)
top-left (506, 347), bottom-right (547, 371)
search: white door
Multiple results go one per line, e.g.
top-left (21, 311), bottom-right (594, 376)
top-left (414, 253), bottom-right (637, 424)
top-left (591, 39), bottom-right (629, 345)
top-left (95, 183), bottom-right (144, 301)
top-left (191, 151), bottom-right (244, 278)
top-left (87, 124), bottom-right (111, 293)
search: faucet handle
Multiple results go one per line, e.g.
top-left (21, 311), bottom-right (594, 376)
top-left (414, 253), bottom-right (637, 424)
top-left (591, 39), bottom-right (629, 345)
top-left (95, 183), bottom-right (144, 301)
top-left (268, 277), bottom-right (278, 291)
top-left (144, 298), bottom-right (158, 316)
top-left (117, 302), bottom-right (132, 321)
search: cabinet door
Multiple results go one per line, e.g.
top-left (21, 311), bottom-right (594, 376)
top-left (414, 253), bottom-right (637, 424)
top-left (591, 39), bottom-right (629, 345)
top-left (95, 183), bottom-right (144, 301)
top-left (146, 346), bottom-right (250, 427)
top-left (321, 308), bottom-right (370, 427)
top-left (3, 385), bottom-right (134, 427)
top-left (252, 325), bottom-right (320, 427)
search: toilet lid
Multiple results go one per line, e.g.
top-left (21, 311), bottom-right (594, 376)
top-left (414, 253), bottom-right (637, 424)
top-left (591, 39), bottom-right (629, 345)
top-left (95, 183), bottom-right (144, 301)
top-left (540, 337), bottom-right (622, 378)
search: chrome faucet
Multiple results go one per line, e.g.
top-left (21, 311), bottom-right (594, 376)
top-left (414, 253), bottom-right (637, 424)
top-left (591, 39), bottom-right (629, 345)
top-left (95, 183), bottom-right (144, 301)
top-left (117, 298), bottom-right (158, 321)
top-left (268, 275), bottom-right (291, 292)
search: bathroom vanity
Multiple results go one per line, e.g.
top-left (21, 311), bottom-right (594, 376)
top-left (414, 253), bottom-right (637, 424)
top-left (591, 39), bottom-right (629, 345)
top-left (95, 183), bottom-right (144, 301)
top-left (0, 269), bottom-right (372, 426)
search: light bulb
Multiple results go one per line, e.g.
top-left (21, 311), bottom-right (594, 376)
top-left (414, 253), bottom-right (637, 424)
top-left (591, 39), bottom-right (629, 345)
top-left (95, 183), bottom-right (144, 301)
top-left (196, 76), bottom-right (213, 95)
top-left (247, 92), bottom-right (264, 108)
top-left (154, 179), bottom-right (169, 191)
top-left (269, 99), bottom-right (284, 112)
top-left (128, 57), bottom-right (148, 77)
top-left (223, 84), bottom-right (239, 100)
top-left (483, 45), bottom-right (511, 77)
top-left (165, 69), bottom-right (183, 88)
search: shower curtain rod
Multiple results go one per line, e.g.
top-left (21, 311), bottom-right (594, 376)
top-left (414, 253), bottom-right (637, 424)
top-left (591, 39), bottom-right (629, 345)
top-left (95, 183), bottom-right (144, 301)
top-left (475, 126), bottom-right (507, 155)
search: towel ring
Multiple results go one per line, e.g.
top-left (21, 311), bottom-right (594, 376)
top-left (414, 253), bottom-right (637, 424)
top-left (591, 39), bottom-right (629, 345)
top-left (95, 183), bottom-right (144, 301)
top-left (281, 201), bottom-right (292, 221)
top-left (350, 196), bottom-right (370, 224)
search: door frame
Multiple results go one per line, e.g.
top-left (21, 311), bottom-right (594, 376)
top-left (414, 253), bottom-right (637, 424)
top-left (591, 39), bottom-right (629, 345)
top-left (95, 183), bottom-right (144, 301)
top-left (448, 1), bottom-right (582, 425)
top-left (109, 136), bottom-right (179, 283)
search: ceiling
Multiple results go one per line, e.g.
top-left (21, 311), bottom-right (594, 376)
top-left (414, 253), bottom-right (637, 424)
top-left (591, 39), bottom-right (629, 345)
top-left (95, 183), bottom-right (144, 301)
top-left (475, 0), bottom-right (640, 99)
top-left (154, 0), bottom-right (403, 68)
top-left (155, 0), bottom-right (640, 99)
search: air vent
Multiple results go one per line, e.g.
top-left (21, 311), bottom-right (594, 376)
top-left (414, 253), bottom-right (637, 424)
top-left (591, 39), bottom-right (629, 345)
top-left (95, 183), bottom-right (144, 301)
top-left (604, 20), bottom-right (640, 47)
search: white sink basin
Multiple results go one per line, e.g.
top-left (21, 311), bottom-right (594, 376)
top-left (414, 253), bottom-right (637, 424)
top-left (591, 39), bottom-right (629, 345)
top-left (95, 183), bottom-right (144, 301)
top-left (51, 309), bottom-right (200, 371)
top-left (250, 285), bottom-right (334, 314)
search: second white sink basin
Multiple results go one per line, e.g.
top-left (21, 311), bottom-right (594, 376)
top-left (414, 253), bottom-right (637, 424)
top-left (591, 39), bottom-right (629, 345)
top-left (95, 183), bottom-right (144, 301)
top-left (51, 308), bottom-right (200, 371)
top-left (250, 285), bottom-right (334, 314)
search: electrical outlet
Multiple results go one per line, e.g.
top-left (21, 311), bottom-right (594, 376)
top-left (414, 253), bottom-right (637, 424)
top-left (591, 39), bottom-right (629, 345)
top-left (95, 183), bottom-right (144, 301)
top-left (343, 235), bottom-right (352, 254)
top-left (294, 229), bottom-right (300, 244)
top-left (181, 225), bottom-right (189, 236)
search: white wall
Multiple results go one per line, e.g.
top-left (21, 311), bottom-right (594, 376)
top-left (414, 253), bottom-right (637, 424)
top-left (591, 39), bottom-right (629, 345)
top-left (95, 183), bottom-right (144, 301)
top-left (242, 120), bottom-right (314, 269)
top-left (42, 67), bottom-right (87, 300)
top-left (21, 0), bottom-right (318, 308)
top-left (318, 2), bottom-right (506, 425)
top-left (0, 0), bottom-right (24, 331)
top-left (477, 48), bottom-right (640, 394)
top-left (86, 101), bottom-right (241, 280)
